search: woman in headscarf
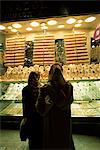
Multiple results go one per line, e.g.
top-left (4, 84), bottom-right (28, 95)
top-left (21, 71), bottom-right (43, 150)
top-left (37, 63), bottom-right (75, 150)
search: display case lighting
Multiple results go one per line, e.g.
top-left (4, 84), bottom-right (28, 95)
top-left (7, 26), bottom-right (12, 29)
top-left (11, 29), bottom-right (17, 32)
top-left (26, 27), bottom-right (32, 31)
top-left (77, 20), bottom-right (83, 23)
top-left (57, 25), bottom-right (65, 28)
top-left (30, 21), bottom-right (39, 27)
top-left (74, 24), bottom-right (82, 27)
top-left (12, 23), bottom-right (22, 28)
top-left (66, 18), bottom-right (76, 24)
top-left (47, 20), bottom-right (57, 25)
top-left (85, 16), bottom-right (96, 22)
top-left (41, 26), bottom-right (48, 30)
top-left (41, 23), bottom-right (46, 27)
top-left (0, 25), bottom-right (6, 30)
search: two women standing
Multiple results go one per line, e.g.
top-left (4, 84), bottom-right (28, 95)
top-left (21, 63), bottom-right (75, 150)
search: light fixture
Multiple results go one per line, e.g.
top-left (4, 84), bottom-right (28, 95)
top-left (41, 23), bottom-right (46, 27)
top-left (12, 23), bottom-right (22, 28)
top-left (11, 29), bottom-right (17, 32)
top-left (41, 26), bottom-right (48, 30)
top-left (47, 20), bottom-right (57, 25)
top-left (85, 16), bottom-right (96, 22)
top-left (57, 25), bottom-right (65, 28)
top-left (7, 26), bottom-right (12, 29)
top-left (74, 24), bottom-right (82, 27)
top-left (26, 27), bottom-right (32, 31)
top-left (77, 20), bottom-right (83, 23)
top-left (30, 21), bottom-right (39, 27)
top-left (0, 25), bottom-right (6, 30)
top-left (66, 18), bottom-right (76, 24)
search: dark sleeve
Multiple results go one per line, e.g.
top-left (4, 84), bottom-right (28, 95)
top-left (36, 87), bottom-right (46, 115)
top-left (22, 88), bottom-right (29, 118)
top-left (70, 84), bottom-right (74, 104)
top-left (54, 83), bottom-right (73, 111)
top-left (36, 85), bottom-right (54, 116)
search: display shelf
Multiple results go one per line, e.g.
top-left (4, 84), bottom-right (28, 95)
top-left (0, 79), bottom-right (100, 133)
top-left (4, 36), bottom-right (25, 67)
top-left (33, 35), bottom-right (55, 65)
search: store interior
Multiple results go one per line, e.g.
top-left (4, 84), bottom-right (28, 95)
top-left (0, 13), bottom-right (100, 134)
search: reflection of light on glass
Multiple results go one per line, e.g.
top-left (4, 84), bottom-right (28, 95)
top-left (0, 25), bottom-right (6, 30)
top-left (12, 23), bottom-right (22, 28)
top-left (92, 40), bottom-right (95, 42)
top-left (66, 18), bottom-right (76, 24)
top-left (85, 16), bottom-right (96, 22)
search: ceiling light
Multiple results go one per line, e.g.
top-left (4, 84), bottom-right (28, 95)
top-left (26, 27), bottom-right (32, 31)
top-left (66, 18), bottom-right (76, 24)
top-left (47, 20), bottom-right (57, 25)
top-left (0, 25), bottom-right (6, 30)
top-left (41, 26), bottom-right (48, 30)
top-left (7, 26), bottom-right (12, 29)
top-left (41, 23), bottom-right (46, 27)
top-left (11, 29), bottom-right (17, 32)
top-left (30, 21), bottom-right (39, 27)
top-left (85, 16), bottom-right (96, 22)
top-left (57, 25), bottom-right (65, 28)
top-left (77, 20), bottom-right (83, 23)
top-left (74, 24), bottom-right (82, 27)
top-left (12, 23), bottom-right (22, 28)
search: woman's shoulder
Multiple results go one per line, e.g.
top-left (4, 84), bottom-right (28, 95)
top-left (22, 85), bottom-right (30, 93)
top-left (65, 81), bottom-right (72, 86)
top-left (64, 81), bottom-right (73, 90)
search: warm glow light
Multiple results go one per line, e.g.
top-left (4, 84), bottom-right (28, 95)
top-left (66, 18), bottom-right (76, 24)
top-left (41, 23), bottom-right (46, 27)
top-left (30, 21), bottom-right (39, 27)
top-left (74, 24), bottom-right (82, 27)
top-left (57, 25), bottom-right (65, 28)
top-left (77, 20), bottom-right (83, 23)
top-left (7, 26), bottom-right (12, 29)
top-left (47, 20), bottom-right (57, 25)
top-left (0, 25), bottom-right (6, 30)
top-left (85, 16), bottom-right (96, 22)
top-left (12, 23), bottom-right (22, 28)
top-left (26, 27), bottom-right (32, 31)
top-left (41, 26), bottom-right (48, 30)
top-left (11, 29), bottom-right (17, 32)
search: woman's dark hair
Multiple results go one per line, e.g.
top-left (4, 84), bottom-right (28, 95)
top-left (49, 63), bottom-right (63, 76)
top-left (28, 71), bottom-right (40, 85)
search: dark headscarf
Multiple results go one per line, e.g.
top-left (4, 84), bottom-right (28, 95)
top-left (28, 71), bottom-right (40, 87)
top-left (48, 63), bottom-right (66, 87)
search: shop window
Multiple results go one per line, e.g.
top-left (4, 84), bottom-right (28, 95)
top-left (55, 39), bottom-right (66, 65)
top-left (24, 41), bottom-right (34, 67)
top-left (90, 38), bottom-right (100, 64)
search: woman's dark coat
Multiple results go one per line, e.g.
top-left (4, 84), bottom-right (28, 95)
top-left (22, 85), bottom-right (43, 149)
top-left (37, 81), bottom-right (75, 150)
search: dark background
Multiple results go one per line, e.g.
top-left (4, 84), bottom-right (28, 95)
top-left (0, 0), bottom-right (100, 22)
